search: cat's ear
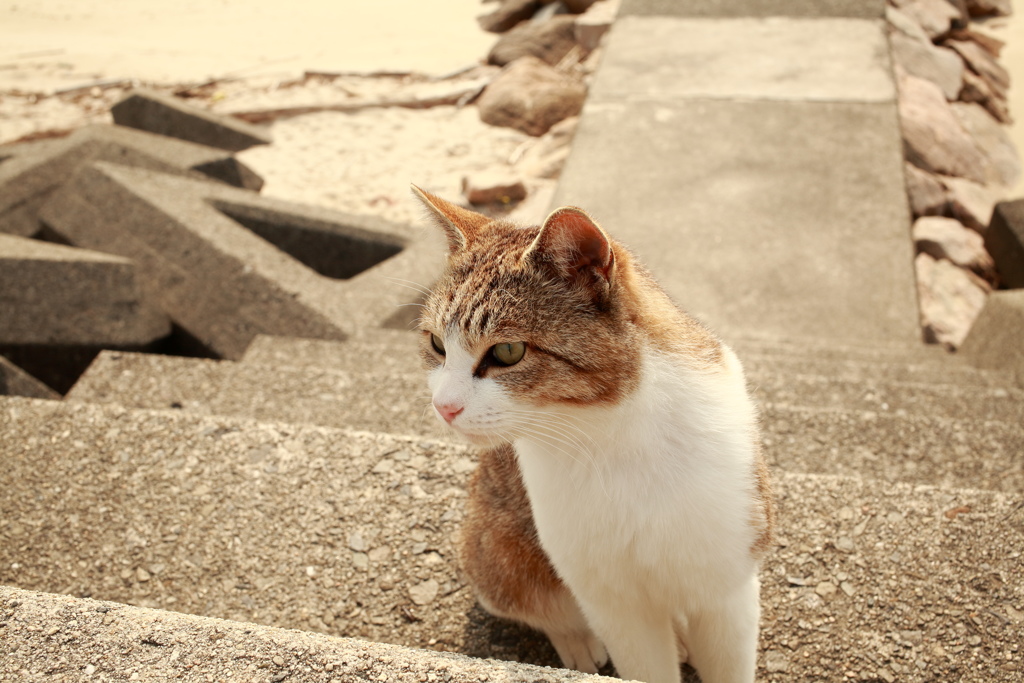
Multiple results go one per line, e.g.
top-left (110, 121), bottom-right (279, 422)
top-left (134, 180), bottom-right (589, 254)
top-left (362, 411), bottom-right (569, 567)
top-left (526, 206), bottom-right (615, 288)
top-left (412, 185), bottom-right (491, 253)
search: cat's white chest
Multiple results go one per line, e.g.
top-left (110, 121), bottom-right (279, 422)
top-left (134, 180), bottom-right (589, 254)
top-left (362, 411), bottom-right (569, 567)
top-left (513, 348), bottom-right (759, 606)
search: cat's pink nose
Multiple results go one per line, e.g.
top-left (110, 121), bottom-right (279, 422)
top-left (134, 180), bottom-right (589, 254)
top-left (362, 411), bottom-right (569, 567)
top-left (433, 400), bottom-right (464, 425)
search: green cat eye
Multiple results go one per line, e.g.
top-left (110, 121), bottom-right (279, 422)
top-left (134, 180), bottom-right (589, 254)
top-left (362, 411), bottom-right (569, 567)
top-left (430, 333), bottom-right (446, 355)
top-left (491, 341), bottom-right (526, 366)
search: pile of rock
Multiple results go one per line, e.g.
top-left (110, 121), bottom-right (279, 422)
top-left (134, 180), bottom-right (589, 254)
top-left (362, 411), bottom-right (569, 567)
top-left (460, 0), bottom-right (618, 212)
top-left (889, 0), bottom-right (1018, 347)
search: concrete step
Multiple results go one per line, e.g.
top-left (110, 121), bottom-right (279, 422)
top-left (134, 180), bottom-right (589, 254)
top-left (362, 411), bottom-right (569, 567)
top-left (0, 585), bottom-right (600, 683)
top-left (1, 397), bottom-right (1021, 681)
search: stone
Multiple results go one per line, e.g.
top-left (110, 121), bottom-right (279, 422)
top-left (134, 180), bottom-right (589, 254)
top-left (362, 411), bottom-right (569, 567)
top-left (960, 290), bottom-right (1024, 382)
top-left (408, 579), bottom-right (440, 606)
top-left (947, 39), bottom-right (1010, 98)
top-left (477, 57), bottom-right (587, 136)
top-left (915, 252), bottom-right (990, 348)
top-left (461, 170), bottom-right (528, 205)
top-left (563, 0), bottom-right (601, 11)
top-left (891, 0), bottom-right (964, 39)
top-left (898, 73), bottom-right (988, 183)
top-left (0, 125), bottom-right (264, 239)
top-left (965, 0), bottom-right (1012, 16)
top-left (960, 69), bottom-right (1011, 124)
top-left (477, 0), bottom-right (541, 33)
top-left (487, 15), bottom-right (579, 67)
top-left (886, 6), bottom-right (931, 43)
top-left (985, 200), bottom-right (1024, 288)
top-left (765, 650), bottom-right (790, 673)
top-left (618, 0), bottom-right (884, 17)
top-left (575, 0), bottom-right (620, 52)
top-left (948, 27), bottom-right (1005, 58)
top-left (112, 90), bottom-right (272, 152)
top-left (0, 234), bottom-right (170, 348)
top-left (940, 175), bottom-right (1001, 233)
top-left (912, 215), bottom-right (995, 275)
top-left (904, 162), bottom-right (947, 217)
top-left (39, 162), bottom-right (442, 359)
top-left (0, 355), bottom-right (61, 400)
top-left (951, 102), bottom-right (1021, 187)
top-left (889, 31), bottom-right (963, 101)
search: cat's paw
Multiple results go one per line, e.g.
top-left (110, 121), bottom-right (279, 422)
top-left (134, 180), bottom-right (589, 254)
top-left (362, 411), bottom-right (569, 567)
top-left (548, 631), bottom-right (609, 674)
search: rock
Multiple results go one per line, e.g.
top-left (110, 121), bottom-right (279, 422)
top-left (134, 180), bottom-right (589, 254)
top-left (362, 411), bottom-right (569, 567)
top-left (912, 216), bottom-right (995, 275)
top-left (515, 115), bottom-right (578, 178)
top-left (477, 56), bottom-right (587, 136)
top-left (478, 0), bottom-right (542, 34)
top-left (947, 39), bottom-right (1010, 98)
top-left (462, 170), bottom-right (528, 205)
top-left (886, 6), bottom-right (931, 43)
top-left (915, 252), bottom-right (990, 348)
top-left (948, 28), bottom-right (1005, 58)
top-left (814, 581), bottom-right (837, 598)
top-left (765, 650), bottom-right (790, 673)
top-left (985, 200), bottom-right (1024, 288)
top-left (951, 102), bottom-right (1021, 187)
top-left (575, 0), bottom-right (619, 53)
top-left (347, 531), bottom-right (366, 552)
top-left (941, 175), bottom-right (1001, 233)
top-left (965, 0), bottom-right (1012, 17)
top-left (960, 69), bottom-right (1011, 124)
top-left (898, 73), bottom-right (988, 183)
top-left (563, 0), bottom-right (600, 11)
top-left (959, 290), bottom-right (1024, 380)
top-left (889, 31), bottom-right (964, 101)
top-left (891, 0), bottom-right (964, 40)
top-left (488, 15), bottom-right (579, 67)
top-left (904, 162), bottom-right (948, 217)
top-left (408, 579), bottom-right (439, 606)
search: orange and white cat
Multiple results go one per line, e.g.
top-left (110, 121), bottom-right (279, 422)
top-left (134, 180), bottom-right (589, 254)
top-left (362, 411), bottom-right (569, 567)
top-left (413, 186), bottom-right (774, 683)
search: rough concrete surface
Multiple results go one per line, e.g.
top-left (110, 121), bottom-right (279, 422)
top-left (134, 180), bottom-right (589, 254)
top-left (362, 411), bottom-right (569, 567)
top-left (619, 0), bottom-right (884, 18)
top-left (0, 233), bottom-right (170, 346)
top-left (39, 162), bottom-right (443, 358)
top-left (1, 398), bottom-right (1022, 681)
top-left (112, 90), bottom-right (272, 152)
top-left (959, 289), bottom-right (1024, 382)
top-left (0, 124), bottom-right (263, 238)
top-left (0, 586), bottom-right (612, 683)
top-left (592, 17), bottom-right (894, 103)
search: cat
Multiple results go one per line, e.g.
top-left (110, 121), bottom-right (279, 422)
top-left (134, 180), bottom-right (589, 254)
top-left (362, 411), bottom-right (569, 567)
top-left (412, 185), bottom-right (774, 683)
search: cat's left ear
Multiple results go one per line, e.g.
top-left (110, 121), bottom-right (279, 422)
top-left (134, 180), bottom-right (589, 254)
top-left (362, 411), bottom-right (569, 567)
top-left (412, 184), bottom-right (491, 253)
top-left (526, 206), bottom-right (615, 289)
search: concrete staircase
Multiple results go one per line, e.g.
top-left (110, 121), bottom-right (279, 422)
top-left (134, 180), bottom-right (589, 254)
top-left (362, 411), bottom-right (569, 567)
top-left (3, 1), bottom-right (1024, 682)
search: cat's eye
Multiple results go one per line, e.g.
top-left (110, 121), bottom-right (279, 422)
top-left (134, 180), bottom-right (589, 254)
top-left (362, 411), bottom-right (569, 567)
top-left (430, 333), bottom-right (446, 355)
top-left (491, 341), bottom-right (526, 366)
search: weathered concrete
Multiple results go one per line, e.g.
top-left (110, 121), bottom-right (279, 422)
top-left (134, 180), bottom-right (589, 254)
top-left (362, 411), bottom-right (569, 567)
top-left (39, 162), bottom-right (443, 359)
top-left (591, 17), bottom-right (894, 103)
top-left (619, 0), bottom-right (885, 18)
top-left (0, 586), bottom-right (607, 683)
top-left (959, 289), bottom-right (1024, 383)
top-left (0, 124), bottom-right (263, 238)
top-left (0, 234), bottom-right (170, 347)
top-left (112, 90), bottom-right (272, 152)
top-left (985, 199), bottom-right (1024, 288)
top-left (554, 99), bottom-right (919, 345)
top-left (0, 355), bottom-right (60, 400)
top-left (1, 397), bottom-right (1021, 681)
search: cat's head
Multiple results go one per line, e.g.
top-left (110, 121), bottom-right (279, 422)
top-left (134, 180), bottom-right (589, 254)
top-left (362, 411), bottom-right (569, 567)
top-left (413, 186), bottom-right (642, 445)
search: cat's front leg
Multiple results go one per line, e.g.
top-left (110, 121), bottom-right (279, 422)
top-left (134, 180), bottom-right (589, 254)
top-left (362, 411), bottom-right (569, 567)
top-left (680, 574), bottom-right (760, 683)
top-left (579, 602), bottom-right (681, 683)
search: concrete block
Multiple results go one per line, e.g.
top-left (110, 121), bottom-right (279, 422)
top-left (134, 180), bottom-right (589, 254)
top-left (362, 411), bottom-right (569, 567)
top-left (39, 162), bottom-right (443, 359)
top-left (592, 17), bottom-right (894, 103)
top-left (0, 124), bottom-right (264, 238)
top-left (0, 234), bottom-right (170, 347)
top-left (1, 397), bottom-right (1021, 681)
top-left (985, 199), bottom-right (1024, 288)
top-left (0, 354), bottom-right (60, 400)
top-left (0, 585), bottom-right (602, 683)
top-left (619, 0), bottom-right (884, 17)
top-left (112, 89), bottom-right (272, 152)
top-left (959, 289), bottom-right (1024, 384)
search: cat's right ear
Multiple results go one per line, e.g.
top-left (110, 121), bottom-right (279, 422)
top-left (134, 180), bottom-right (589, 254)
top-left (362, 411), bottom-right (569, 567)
top-left (412, 185), bottom-right (491, 253)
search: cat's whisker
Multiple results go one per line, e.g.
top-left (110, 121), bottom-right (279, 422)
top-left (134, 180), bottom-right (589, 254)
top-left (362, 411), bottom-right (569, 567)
top-left (385, 277), bottom-right (434, 297)
top-left (505, 413), bottom-right (611, 499)
top-left (504, 426), bottom-right (588, 494)
top-left (504, 409), bottom-right (601, 457)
